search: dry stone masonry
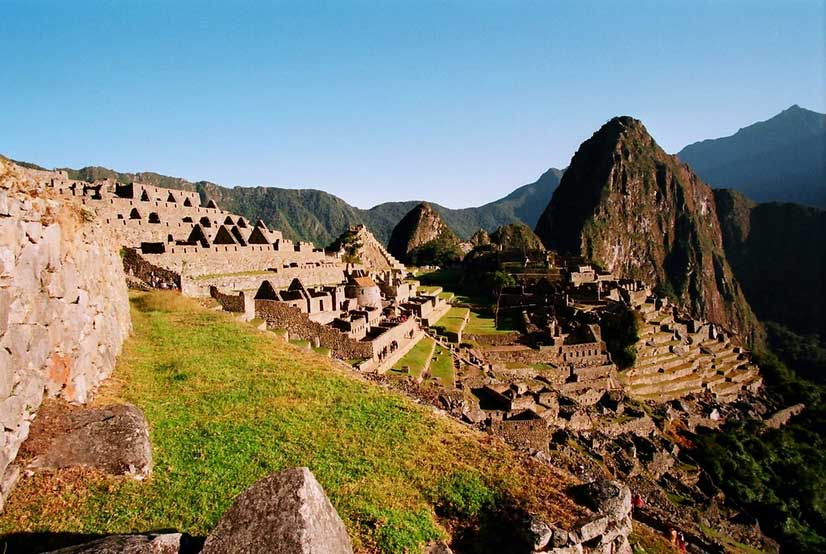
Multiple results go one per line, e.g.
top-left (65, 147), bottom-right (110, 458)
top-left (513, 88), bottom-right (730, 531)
top-left (0, 159), bottom-right (131, 508)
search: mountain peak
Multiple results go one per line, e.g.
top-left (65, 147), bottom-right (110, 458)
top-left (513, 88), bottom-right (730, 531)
top-left (535, 116), bottom-right (763, 345)
top-left (677, 105), bottom-right (826, 206)
top-left (387, 201), bottom-right (462, 265)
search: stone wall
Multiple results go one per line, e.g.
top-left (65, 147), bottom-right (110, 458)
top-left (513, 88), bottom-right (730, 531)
top-left (0, 160), bottom-right (131, 507)
top-left (210, 287), bottom-right (246, 313)
top-left (489, 416), bottom-right (552, 451)
top-left (122, 247), bottom-right (181, 289)
top-left (255, 300), bottom-right (373, 360)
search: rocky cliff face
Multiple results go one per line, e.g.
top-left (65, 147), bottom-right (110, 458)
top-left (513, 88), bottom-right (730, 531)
top-left (0, 159), bottom-right (131, 507)
top-left (387, 202), bottom-right (462, 265)
top-left (535, 117), bottom-right (762, 345)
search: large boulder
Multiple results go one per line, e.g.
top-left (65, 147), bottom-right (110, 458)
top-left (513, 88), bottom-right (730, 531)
top-left (45, 533), bottom-right (199, 553)
top-left (568, 480), bottom-right (631, 521)
top-left (201, 467), bottom-right (354, 554)
top-left (25, 402), bottom-right (152, 479)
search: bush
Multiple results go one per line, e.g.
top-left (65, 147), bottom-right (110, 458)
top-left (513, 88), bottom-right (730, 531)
top-left (601, 306), bottom-right (641, 369)
top-left (434, 471), bottom-right (497, 518)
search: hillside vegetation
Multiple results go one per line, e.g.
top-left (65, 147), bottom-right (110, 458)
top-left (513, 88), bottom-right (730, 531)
top-left (0, 291), bottom-right (584, 554)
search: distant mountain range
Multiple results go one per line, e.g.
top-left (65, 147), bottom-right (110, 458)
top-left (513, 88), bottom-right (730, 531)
top-left (678, 105), bottom-right (826, 207)
top-left (25, 164), bottom-right (562, 247)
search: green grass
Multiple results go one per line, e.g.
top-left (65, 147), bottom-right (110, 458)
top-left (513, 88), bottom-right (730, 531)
top-left (390, 337), bottom-right (435, 379)
top-left (428, 344), bottom-right (455, 387)
top-left (290, 338), bottom-right (311, 349)
top-left (438, 292), bottom-right (455, 302)
top-left (698, 524), bottom-right (771, 554)
top-left (416, 285), bottom-right (442, 295)
top-left (464, 310), bottom-right (519, 335)
top-left (313, 346), bottom-right (331, 357)
top-left (435, 307), bottom-right (469, 336)
top-left (0, 291), bottom-right (584, 554)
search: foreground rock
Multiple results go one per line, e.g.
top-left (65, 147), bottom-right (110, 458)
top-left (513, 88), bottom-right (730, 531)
top-left (201, 467), bottom-right (354, 554)
top-left (525, 479), bottom-right (633, 554)
top-left (25, 402), bottom-right (152, 479)
top-left (45, 532), bottom-right (199, 554)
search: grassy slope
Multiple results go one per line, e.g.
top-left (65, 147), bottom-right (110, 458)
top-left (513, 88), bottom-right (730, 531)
top-left (436, 307), bottom-right (470, 335)
top-left (0, 292), bottom-right (585, 554)
top-left (390, 336), bottom-right (435, 379)
top-left (427, 345), bottom-right (455, 388)
top-left (464, 310), bottom-right (518, 335)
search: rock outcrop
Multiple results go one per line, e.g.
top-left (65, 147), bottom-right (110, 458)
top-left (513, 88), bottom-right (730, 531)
top-left (24, 402), bottom-right (152, 479)
top-left (45, 533), bottom-right (199, 554)
top-left (388, 202), bottom-right (463, 266)
top-left (526, 479), bottom-right (633, 554)
top-left (535, 117), bottom-right (762, 346)
top-left (0, 159), bottom-right (131, 507)
top-left (201, 467), bottom-right (354, 554)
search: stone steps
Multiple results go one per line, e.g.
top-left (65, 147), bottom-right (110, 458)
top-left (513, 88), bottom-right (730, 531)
top-left (629, 372), bottom-right (704, 397)
top-left (630, 352), bottom-right (701, 376)
top-left (634, 383), bottom-right (706, 402)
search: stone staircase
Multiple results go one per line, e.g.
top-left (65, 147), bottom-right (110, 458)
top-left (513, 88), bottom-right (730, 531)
top-left (620, 298), bottom-right (762, 403)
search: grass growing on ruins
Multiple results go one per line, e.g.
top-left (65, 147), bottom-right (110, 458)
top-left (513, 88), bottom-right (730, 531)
top-left (464, 309), bottom-right (518, 335)
top-left (0, 291), bottom-right (585, 554)
top-left (428, 345), bottom-right (455, 387)
top-left (435, 307), bottom-right (470, 336)
top-left (390, 336), bottom-right (435, 379)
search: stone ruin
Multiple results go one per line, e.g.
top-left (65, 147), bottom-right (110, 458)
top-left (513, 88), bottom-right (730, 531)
top-left (0, 160), bottom-right (131, 509)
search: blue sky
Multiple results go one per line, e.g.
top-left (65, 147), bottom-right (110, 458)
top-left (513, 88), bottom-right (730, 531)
top-left (1, 1), bottom-right (823, 208)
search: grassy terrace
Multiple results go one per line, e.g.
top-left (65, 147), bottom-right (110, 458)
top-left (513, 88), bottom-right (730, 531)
top-left (428, 344), bottom-right (455, 387)
top-left (435, 307), bottom-right (470, 335)
top-left (464, 310), bottom-right (519, 335)
top-left (389, 336), bottom-right (435, 379)
top-left (0, 291), bottom-right (584, 554)
top-left (416, 285), bottom-right (442, 295)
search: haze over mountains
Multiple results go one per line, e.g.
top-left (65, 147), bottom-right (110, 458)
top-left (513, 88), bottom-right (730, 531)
top-left (678, 104), bottom-right (826, 207)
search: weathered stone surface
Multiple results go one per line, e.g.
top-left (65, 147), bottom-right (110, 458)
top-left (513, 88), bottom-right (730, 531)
top-left (572, 514), bottom-right (611, 543)
top-left (45, 532), bottom-right (198, 554)
top-left (764, 403), bottom-right (805, 429)
top-left (201, 467), bottom-right (354, 554)
top-left (543, 544), bottom-right (583, 554)
top-left (569, 479), bottom-right (632, 521)
top-left (0, 158), bottom-right (131, 508)
top-left (423, 540), bottom-right (454, 554)
top-left (26, 403), bottom-right (152, 479)
top-left (524, 515), bottom-right (553, 551)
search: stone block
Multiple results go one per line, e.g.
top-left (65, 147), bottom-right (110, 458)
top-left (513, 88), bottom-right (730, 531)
top-left (201, 467), bottom-right (354, 554)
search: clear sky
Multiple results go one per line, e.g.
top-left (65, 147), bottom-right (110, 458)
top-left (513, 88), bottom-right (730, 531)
top-left (1, 1), bottom-right (824, 208)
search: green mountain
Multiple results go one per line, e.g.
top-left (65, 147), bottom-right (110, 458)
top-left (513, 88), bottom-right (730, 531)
top-left (678, 105), bottom-right (826, 207)
top-left (535, 116), bottom-right (763, 346)
top-left (387, 202), bottom-right (464, 266)
top-left (49, 164), bottom-right (563, 247)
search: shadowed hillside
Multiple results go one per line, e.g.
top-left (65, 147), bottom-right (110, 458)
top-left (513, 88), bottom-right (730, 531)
top-left (678, 105), bottom-right (826, 207)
